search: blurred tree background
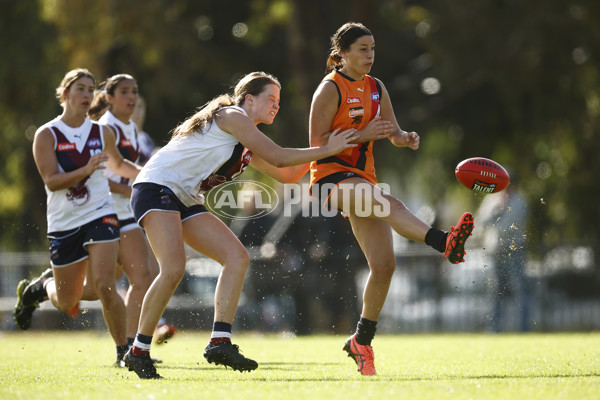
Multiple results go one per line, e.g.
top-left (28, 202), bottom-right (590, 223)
top-left (1, 0), bottom-right (598, 267)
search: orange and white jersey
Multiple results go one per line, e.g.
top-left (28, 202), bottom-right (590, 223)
top-left (310, 70), bottom-right (381, 187)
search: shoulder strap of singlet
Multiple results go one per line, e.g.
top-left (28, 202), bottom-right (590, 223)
top-left (324, 79), bottom-right (342, 109)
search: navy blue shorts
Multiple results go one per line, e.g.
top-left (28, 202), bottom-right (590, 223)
top-left (131, 182), bottom-right (208, 228)
top-left (48, 214), bottom-right (120, 268)
top-left (118, 217), bottom-right (139, 233)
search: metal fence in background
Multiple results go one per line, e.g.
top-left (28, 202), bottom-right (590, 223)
top-left (1, 238), bottom-right (599, 333)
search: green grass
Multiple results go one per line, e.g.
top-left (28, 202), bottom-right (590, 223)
top-left (1, 331), bottom-right (599, 399)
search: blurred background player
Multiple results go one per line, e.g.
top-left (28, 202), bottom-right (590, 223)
top-left (477, 174), bottom-right (531, 332)
top-left (87, 74), bottom-right (154, 355)
top-left (130, 95), bottom-right (177, 344)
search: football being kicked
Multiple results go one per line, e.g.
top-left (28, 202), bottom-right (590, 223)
top-left (455, 157), bottom-right (510, 194)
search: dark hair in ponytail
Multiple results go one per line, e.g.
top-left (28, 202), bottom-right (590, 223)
top-left (88, 74), bottom-right (136, 121)
top-left (325, 22), bottom-right (372, 74)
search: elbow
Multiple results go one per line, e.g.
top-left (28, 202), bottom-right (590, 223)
top-left (46, 183), bottom-right (60, 192)
top-left (266, 158), bottom-right (287, 168)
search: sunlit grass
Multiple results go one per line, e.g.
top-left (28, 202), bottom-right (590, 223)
top-left (1, 331), bottom-right (599, 399)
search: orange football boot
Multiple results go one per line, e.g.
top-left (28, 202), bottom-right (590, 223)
top-left (444, 212), bottom-right (474, 264)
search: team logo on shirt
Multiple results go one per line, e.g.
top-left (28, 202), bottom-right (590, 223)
top-left (371, 92), bottom-right (380, 102)
top-left (66, 177), bottom-right (90, 206)
top-left (87, 138), bottom-right (102, 148)
top-left (120, 139), bottom-right (132, 147)
top-left (349, 107), bottom-right (364, 125)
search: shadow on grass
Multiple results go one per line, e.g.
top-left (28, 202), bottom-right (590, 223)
top-left (153, 361), bottom-right (600, 382)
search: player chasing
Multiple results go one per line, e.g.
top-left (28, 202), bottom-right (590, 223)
top-left (308, 22), bottom-right (474, 375)
top-left (122, 71), bottom-right (358, 379)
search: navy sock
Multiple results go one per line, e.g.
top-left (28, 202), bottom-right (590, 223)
top-left (127, 337), bottom-right (134, 348)
top-left (355, 317), bottom-right (377, 346)
top-left (210, 321), bottom-right (232, 344)
top-left (425, 228), bottom-right (448, 253)
top-left (132, 333), bottom-right (153, 356)
top-left (116, 344), bottom-right (128, 359)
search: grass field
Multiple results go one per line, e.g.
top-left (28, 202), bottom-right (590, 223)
top-left (1, 331), bottom-right (599, 399)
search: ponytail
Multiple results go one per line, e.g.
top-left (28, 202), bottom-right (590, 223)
top-left (171, 71), bottom-right (280, 138)
top-left (325, 52), bottom-right (343, 74)
top-left (171, 94), bottom-right (235, 138)
top-left (88, 90), bottom-right (110, 121)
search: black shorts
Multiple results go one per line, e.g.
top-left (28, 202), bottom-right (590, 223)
top-left (118, 217), bottom-right (139, 233)
top-left (131, 182), bottom-right (208, 228)
top-left (311, 171), bottom-right (361, 210)
top-left (48, 215), bottom-right (120, 268)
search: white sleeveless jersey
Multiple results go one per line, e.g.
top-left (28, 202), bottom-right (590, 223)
top-left (134, 106), bottom-right (252, 207)
top-left (41, 116), bottom-right (116, 232)
top-left (98, 111), bottom-right (139, 219)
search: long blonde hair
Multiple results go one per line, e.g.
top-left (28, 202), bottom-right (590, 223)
top-left (171, 71), bottom-right (281, 138)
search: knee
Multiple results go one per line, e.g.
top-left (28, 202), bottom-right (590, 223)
top-left (389, 198), bottom-right (408, 214)
top-left (129, 267), bottom-right (153, 291)
top-left (369, 260), bottom-right (396, 281)
top-left (157, 263), bottom-right (186, 288)
top-left (223, 247), bottom-right (250, 273)
top-left (55, 292), bottom-right (80, 313)
top-left (93, 276), bottom-right (117, 298)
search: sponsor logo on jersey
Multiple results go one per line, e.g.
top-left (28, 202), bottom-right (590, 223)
top-left (347, 97), bottom-right (361, 104)
top-left (349, 107), bottom-right (364, 118)
top-left (102, 216), bottom-right (119, 226)
top-left (57, 143), bottom-right (76, 151)
top-left (371, 92), bottom-right (380, 102)
top-left (87, 138), bottom-right (102, 148)
top-left (120, 139), bottom-right (132, 147)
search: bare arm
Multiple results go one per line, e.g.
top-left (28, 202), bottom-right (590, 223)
top-left (376, 79), bottom-right (420, 150)
top-left (102, 125), bottom-right (142, 180)
top-left (309, 80), bottom-right (394, 147)
top-left (215, 108), bottom-right (358, 168)
top-left (249, 154), bottom-right (309, 183)
top-left (108, 179), bottom-right (132, 197)
top-left (32, 127), bottom-right (109, 191)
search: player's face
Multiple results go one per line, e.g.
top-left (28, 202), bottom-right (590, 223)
top-left (65, 77), bottom-right (95, 114)
top-left (251, 83), bottom-right (280, 125)
top-left (109, 79), bottom-right (139, 121)
top-left (341, 35), bottom-right (375, 79)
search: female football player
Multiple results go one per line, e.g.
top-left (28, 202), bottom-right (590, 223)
top-left (87, 74), bottom-right (153, 353)
top-left (14, 68), bottom-right (141, 365)
top-left (309, 22), bottom-right (475, 375)
top-left (123, 71), bottom-right (359, 379)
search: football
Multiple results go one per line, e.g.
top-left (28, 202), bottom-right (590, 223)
top-left (455, 157), bottom-right (510, 194)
